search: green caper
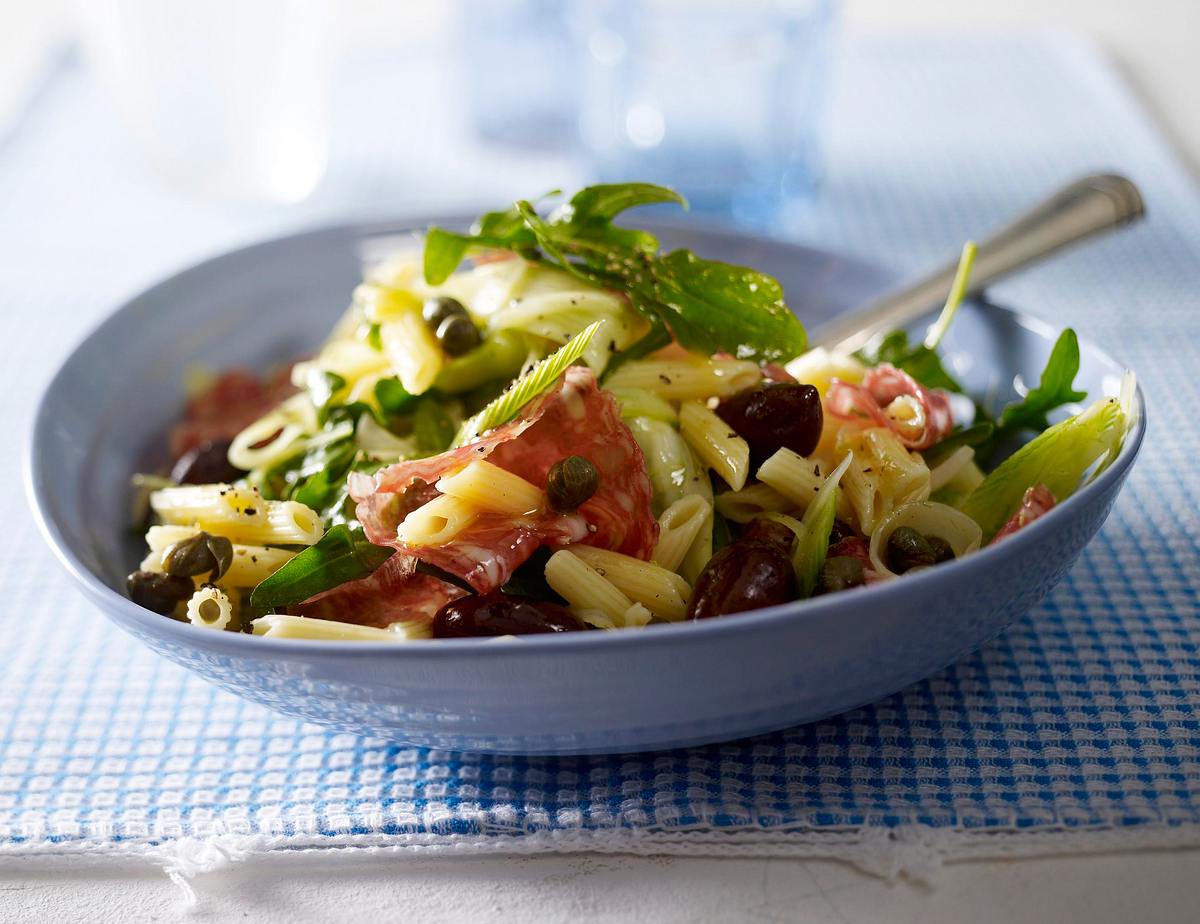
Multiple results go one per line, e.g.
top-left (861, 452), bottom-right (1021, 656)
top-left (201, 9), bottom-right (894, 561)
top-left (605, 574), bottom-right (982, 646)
top-left (436, 314), bottom-right (483, 357)
top-left (162, 531), bottom-right (234, 581)
top-left (423, 295), bottom-right (469, 329)
top-left (818, 555), bottom-right (866, 594)
top-left (547, 455), bottom-right (600, 513)
top-left (126, 570), bottom-right (194, 615)
top-left (886, 526), bottom-right (937, 574)
top-left (925, 535), bottom-right (955, 564)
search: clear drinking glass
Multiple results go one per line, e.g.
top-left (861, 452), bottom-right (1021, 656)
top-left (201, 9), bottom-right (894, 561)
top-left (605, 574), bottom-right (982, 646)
top-left (571, 0), bottom-right (835, 225)
top-left (77, 0), bottom-right (335, 203)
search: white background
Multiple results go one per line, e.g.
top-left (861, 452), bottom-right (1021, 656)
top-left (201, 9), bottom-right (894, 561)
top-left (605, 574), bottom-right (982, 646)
top-left (1, 1), bottom-right (1199, 920)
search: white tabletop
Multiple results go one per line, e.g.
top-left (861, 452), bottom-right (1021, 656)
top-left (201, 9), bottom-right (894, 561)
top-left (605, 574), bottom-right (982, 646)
top-left (4, 849), bottom-right (1200, 922)
top-left (2, 1), bottom-right (1199, 921)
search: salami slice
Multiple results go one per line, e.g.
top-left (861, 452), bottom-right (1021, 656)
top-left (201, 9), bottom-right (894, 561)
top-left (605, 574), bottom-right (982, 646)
top-left (291, 555), bottom-right (466, 628)
top-left (350, 366), bottom-right (658, 593)
top-left (825, 363), bottom-right (954, 451)
top-left (991, 483), bottom-right (1056, 543)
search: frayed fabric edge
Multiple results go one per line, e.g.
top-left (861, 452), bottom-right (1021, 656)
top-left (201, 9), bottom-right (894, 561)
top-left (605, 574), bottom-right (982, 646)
top-left (4, 823), bottom-right (1200, 910)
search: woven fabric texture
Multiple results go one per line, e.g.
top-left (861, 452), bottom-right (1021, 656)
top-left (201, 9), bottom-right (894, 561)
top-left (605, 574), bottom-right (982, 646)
top-left (1, 34), bottom-right (1198, 868)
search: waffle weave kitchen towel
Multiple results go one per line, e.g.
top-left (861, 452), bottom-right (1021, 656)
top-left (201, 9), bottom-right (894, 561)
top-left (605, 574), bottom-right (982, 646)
top-left (1, 33), bottom-right (1198, 880)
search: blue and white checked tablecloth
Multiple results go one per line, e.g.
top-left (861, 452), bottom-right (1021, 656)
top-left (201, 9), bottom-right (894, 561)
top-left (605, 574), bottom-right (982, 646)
top-left (1, 33), bottom-right (1198, 877)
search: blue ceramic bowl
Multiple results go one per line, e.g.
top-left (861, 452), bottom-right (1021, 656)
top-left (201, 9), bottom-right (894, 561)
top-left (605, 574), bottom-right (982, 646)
top-left (27, 219), bottom-right (1145, 754)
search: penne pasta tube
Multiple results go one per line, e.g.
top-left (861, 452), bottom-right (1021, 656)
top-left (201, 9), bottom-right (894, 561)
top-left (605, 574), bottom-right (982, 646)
top-left (714, 482), bottom-right (797, 524)
top-left (756, 448), bottom-right (825, 512)
top-left (364, 288), bottom-right (444, 395)
top-left (679, 400), bottom-right (751, 491)
top-left (544, 550), bottom-right (635, 625)
top-left (609, 388), bottom-right (678, 424)
top-left (928, 445), bottom-right (977, 493)
top-left (251, 614), bottom-right (432, 641)
top-left (150, 485), bottom-right (323, 546)
top-left (436, 460), bottom-right (544, 517)
top-left (868, 502), bottom-right (983, 579)
top-left (141, 526), bottom-right (298, 588)
top-left (622, 603), bottom-right (653, 629)
top-left (227, 392), bottom-right (317, 472)
top-left (569, 545), bottom-right (692, 622)
top-left (784, 347), bottom-right (867, 397)
top-left (833, 427), bottom-right (931, 535)
top-left (394, 494), bottom-right (479, 547)
top-left (652, 495), bottom-right (711, 572)
top-left (627, 416), bottom-right (702, 515)
top-left (677, 453), bottom-right (715, 586)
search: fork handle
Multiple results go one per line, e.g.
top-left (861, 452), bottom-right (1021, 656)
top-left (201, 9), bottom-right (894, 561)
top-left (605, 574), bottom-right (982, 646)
top-left (813, 173), bottom-right (1146, 354)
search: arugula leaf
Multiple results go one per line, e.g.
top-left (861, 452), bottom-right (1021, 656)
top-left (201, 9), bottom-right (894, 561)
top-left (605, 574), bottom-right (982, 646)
top-left (500, 547), bottom-right (567, 603)
top-left (249, 525), bottom-right (394, 609)
top-left (454, 321), bottom-right (602, 446)
top-left (326, 401), bottom-right (387, 430)
top-left (558, 183), bottom-right (684, 252)
top-left (711, 507), bottom-right (734, 555)
top-left (854, 244), bottom-right (1086, 469)
top-left (858, 242), bottom-right (977, 391)
top-left (423, 228), bottom-right (475, 286)
top-left (998, 329), bottom-right (1087, 433)
top-left (962, 329), bottom-right (1087, 466)
top-left (474, 204), bottom-right (534, 240)
top-left (921, 422), bottom-right (995, 468)
top-left (292, 443), bottom-right (355, 515)
top-left (374, 377), bottom-right (418, 415)
top-left (422, 183), bottom-right (807, 364)
top-left (647, 249), bottom-right (804, 361)
top-left (306, 369), bottom-right (347, 424)
top-left (563, 182), bottom-right (686, 226)
top-left (413, 396), bottom-right (456, 453)
top-left (514, 200), bottom-right (590, 284)
top-left (861, 330), bottom-right (964, 393)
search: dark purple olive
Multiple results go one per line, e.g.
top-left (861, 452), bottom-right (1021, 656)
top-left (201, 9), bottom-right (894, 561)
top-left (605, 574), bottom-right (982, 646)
top-left (126, 570), bottom-right (194, 615)
top-left (716, 383), bottom-right (823, 469)
top-left (740, 517), bottom-right (796, 551)
top-left (432, 592), bottom-right (583, 637)
top-left (686, 540), bottom-right (795, 620)
top-left (170, 439), bottom-right (245, 485)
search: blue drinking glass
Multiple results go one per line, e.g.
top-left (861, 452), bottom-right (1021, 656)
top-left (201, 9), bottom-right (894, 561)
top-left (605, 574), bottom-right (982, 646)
top-left (461, 0), bottom-right (579, 150)
top-left (570, 0), bottom-right (836, 226)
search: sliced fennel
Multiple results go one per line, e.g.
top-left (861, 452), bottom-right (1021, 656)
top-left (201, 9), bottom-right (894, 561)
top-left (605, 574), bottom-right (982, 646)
top-left (924, 241), bottom-right (978, 350)
top-left (453, 321), bottom-right (602, 446)
top-left (960, 390), bottom-right (1129, 539)
top-left (789, 453), bottom-right (854, 597)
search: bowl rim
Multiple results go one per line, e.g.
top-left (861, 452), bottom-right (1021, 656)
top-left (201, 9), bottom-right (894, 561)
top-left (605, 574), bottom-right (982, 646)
top-left (25, 217), bottom-right (1148, 660)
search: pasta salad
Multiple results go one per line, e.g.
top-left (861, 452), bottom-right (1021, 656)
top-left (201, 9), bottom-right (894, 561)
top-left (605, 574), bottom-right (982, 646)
top-left (126, 183), bottom-right (1135, 640)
